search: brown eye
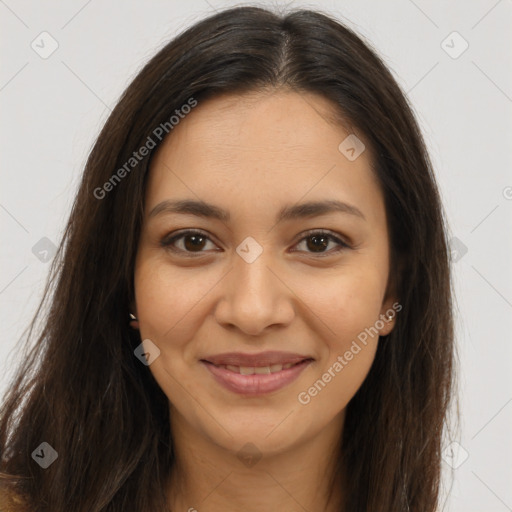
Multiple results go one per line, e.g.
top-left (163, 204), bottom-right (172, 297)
top-left (293, 230), bottom-right (350, 256)
top-left (305, 234), bottom-right (330, 252)
top-left (161, 230), bottom-right (217, 255)
top-left (182, 233), bottom-right (207, 251)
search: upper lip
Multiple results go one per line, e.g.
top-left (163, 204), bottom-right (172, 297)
top-left (202, 351), bottom-right (313, 367)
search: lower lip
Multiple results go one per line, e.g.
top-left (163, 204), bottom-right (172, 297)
top-left (202, 360), bottom-right (312, 396)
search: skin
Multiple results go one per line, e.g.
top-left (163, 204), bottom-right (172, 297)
top-left (132, 89), bottom-right (397, 512)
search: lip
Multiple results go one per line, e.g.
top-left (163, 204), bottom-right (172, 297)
top-left (201, 350), bottom-right (312, 367)
top-left (201, 358), bottom-right (313, 396)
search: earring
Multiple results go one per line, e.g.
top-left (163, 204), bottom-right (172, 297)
top-left (129, 313), bottom-right (139, 329)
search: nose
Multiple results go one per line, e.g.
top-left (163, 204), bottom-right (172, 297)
top-left (213, 248), bottom-right (295, 336)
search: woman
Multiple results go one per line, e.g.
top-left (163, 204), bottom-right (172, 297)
top-left (0, 5), bottom-right (457, 511)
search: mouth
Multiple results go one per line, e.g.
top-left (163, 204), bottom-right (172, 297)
top-left (201, 350), bottom-right (313, 368)
top-left (200, 354), bottom-right (314, 395)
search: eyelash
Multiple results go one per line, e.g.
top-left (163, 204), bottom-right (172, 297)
top-left (160, 229), bottom-right (351, 258)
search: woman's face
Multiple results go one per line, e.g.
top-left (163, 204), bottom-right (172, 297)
top-left (134, 90), bottom-right (396, 456)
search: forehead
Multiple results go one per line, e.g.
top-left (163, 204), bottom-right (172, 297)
top-left (145, 90), bottom-right (384, 226)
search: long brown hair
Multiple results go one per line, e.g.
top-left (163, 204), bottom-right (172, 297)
top-left (0, 6), bottom-right (457, 511)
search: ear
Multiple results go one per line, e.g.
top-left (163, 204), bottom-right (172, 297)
top-left (129, 316), bottom-right (140, 330)
top-left (378, 253), bottom-right (403, 336)
top-left (129, 301), bottom-right (139, 330)
top-left (378, 297), bottom-right (401, 337)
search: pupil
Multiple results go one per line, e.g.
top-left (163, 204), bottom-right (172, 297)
top-left (184, 235), bottom-right (205, 251)
top-left (308, 235), bottom-right (328, 252)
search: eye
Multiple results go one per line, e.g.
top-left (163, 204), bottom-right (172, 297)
top-left (160, 229), bottom-right (218, 256)
top-left (290, 229), bottom-right (351, 257)
top-left (160, 229), bottom-right (351, 257)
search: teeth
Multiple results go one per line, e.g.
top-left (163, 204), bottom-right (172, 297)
top-left (219, 362), bottom-right (300, 374)
top-left (254, 366), bottom-right (271, 374)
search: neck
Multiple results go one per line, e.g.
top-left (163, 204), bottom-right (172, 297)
top-left (166, 410), bottom-right (347, 512)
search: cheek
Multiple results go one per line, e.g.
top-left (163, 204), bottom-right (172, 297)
top-left (134, 256), bottom-right (213, 343)
top-left (299, 264), bottom-right (386, 343)
top-left (294, 268), bottom-right (384, 409)
top-left (133, 257), bottom-right (209, 405)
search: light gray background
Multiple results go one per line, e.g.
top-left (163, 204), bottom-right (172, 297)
top-left (1, 1), bottom-right (511, 510)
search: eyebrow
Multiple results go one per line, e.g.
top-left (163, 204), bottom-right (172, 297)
top-left (148, 198), bottom-right (366, 223)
